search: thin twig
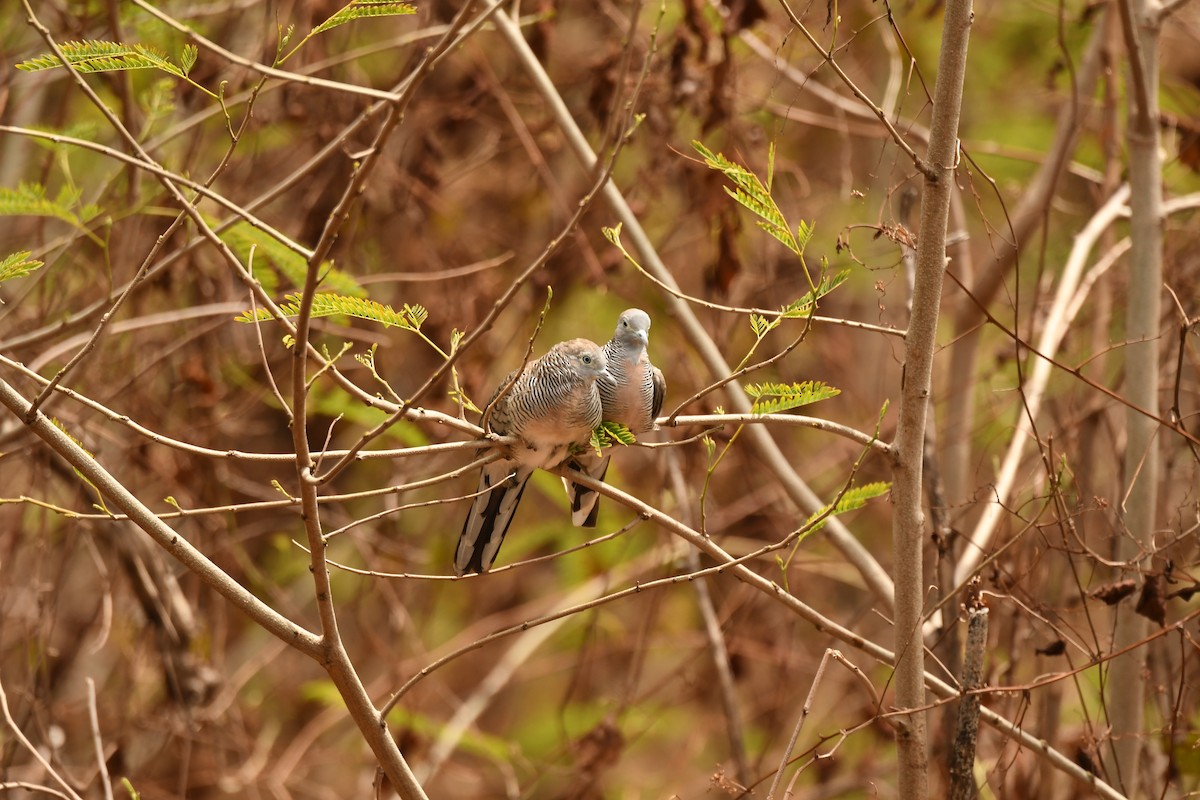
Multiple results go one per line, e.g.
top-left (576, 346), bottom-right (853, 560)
top-left (767, 648), bottom-right (832, 800)
top-left (86, 678), bottom-right (115, 800)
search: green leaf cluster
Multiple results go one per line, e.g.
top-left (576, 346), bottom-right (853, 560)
top-left (0, 251), bottom-right (43, 285)
top-left (692, 140), bottom-right (813, 258)
top-left (0, 183), bottom-right (101, 228)
top-left (803, 481), bottom-right (890, 535)
top-left (744, 380), bottom-right (841, 415)
top-left (780, 269), bottom-right (850, 318)
top-left (236, 292), bottom-right (425, 330)
top-left (279, 0), bottom-right (418, 64)
top-left (16, 40), bottom-right (198, 79)
top-left (312, 1), bottom-right (418, 36)
top-left (589, 420), bottom-right (637, 454)
top-left (221, 222), bottom-right (365, 297)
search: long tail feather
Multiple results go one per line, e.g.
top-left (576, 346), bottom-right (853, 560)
top-left (562, 454), bottom-right (611, 528)
top-left (456, 463), bottom-right (531, 575)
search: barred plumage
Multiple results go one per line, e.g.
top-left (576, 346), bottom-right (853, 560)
top-left (565, 309), bottom-right (665, 527)
top-left (455, 338), bottom-right (611, 575)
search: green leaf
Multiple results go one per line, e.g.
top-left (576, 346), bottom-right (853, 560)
top-left (404, 303), bottom-right (427, 330)
top-left (220, 221), bottom-right (364, 297)
top-left (0, 250), bottom-right (44, 283)
top-left (180, 44), bottom-right (197, 76)
top-left (795, 219), bottom-right (814, 251)
top-left (779, 269), bottom-right (851, 318)
top-left (602, 420), bottom-right (637, 445)
top-left (748, 311), bottom-right (777, 338)
top-left (693, 140), bottom-right (814, 258)
top-left (0, 183), bottom-right (98, 227)
top-left (236, 292), bottom-right (426, 331)
top-left (802, 481), bottom-right (890, 534)
top-left (16, 40), bottom-right (184, 77)
top-left (311, 1), bottom-right (417, 36)
top-left (589, 420), bottom-right (636, 455)
top-left (744, 380), bottom-right (841, 415)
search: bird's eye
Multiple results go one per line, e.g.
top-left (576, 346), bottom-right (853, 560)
top-left (582, 355), bottom-right (593, 364)
top-left (621, 320), bottom-right (628, 328)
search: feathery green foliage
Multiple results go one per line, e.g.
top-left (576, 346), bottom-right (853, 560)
top-left (590, 420), bottom-right (637, 455)
top-left (692, 140), bottom-right (814, 259)
top-left (312, 1), bottom-right (418, 36)
top-left (744, 380), bottom-right (841, 415)
top-left (802, 481), bottom-right (890, 536)
top-left (16, 40), bottom-right (216, 99)
top-left (221, 222), bottom-right (365, 297)
top-left (18, 40), bottom-right (177, 75)
top-left (780, 268), bottom-right (850, 318)
top-left (0, 183), bottom-right (101, 228)
top-left (179, 44), bottom-right (198, 75)
top-left (0, 251), bottom-right (43, 284)
top-left (236, 292), bottom-right (425, 330)
top-left (749, 313), bottom-right (772, 338)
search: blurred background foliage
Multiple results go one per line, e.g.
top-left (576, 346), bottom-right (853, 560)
top-left (1, 0), bottom-right (1199, 797)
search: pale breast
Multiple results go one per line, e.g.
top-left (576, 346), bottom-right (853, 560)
top-left (601, 350), bottom-right (655, 432)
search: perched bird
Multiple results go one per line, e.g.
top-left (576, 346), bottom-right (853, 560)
top-left (565, 309), bottom-right (666, 527)
top-left (455, 338), bottom-right (612, 575)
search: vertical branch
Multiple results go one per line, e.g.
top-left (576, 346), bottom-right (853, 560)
top-left (286, 96), bottom-right (430, 800)
top-left (947, 603), bottom-right (988, 800)
top-left (890, 2), bottom-right (973, 799)
top-left (1106, 0), bottom-right (1162, 792)
top-left (942, 13), bottom-right (1108, 508)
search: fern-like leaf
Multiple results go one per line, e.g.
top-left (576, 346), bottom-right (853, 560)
top-left (803, 481), bottom-right (890, 534)
top-left (236, 292), bottom-right (424, 330)
top-left (16, 40), bottom-right (183, 77)
top-left (221, 222), bottom-right (364, 297)
top-left (795, 219), bottom-right (815, 251)
top-left (590, 420), bottom-right (636, 454)
top-left (779, 269), bottom-right (851, 318)
top-left (0, 183), bottom-right (99, 226)
top-left (311, 1), bottom-right (417, 36)
top-left (180, 44), bottom-right (198, 76)
top-left (404, 303), bottom-right (428, 329)
top-left (0, 251), bottom-right (44, 284)
top-left (754, 218), bottom-right (798, 252)
top-left (745, 380), bottom-right (840, 415)
top-left (693, 140), bottom-right (815, 258)
top-left (748, 311), bottom-right (777, 338)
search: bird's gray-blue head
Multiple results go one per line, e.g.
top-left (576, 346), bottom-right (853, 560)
top-left (613, 308), bottom-right (651, 348)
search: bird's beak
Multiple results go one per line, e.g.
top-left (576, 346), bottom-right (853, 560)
top-left (599, 368), bottom-right (617, 386)
top-left (636, 330), bottom-right (649, 346)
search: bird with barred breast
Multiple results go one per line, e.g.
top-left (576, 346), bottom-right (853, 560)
top-left (455, 338), bottom-right (613, 575)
